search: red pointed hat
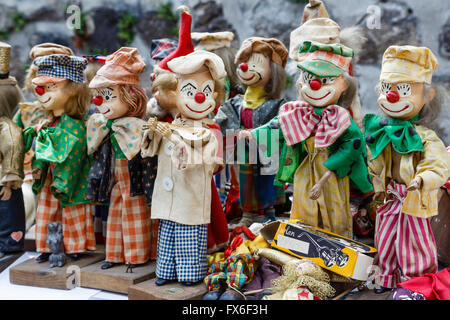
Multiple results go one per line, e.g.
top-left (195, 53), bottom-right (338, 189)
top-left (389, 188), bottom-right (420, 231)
top-left (158, 6), bottom-right (194, 73)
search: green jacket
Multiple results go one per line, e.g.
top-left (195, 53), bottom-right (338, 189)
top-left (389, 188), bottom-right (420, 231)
top-left (23, 114), bottom-right (91, 207)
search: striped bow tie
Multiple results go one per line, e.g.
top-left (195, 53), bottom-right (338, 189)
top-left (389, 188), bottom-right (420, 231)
top-left (278, 101), bottom-right (351, 148)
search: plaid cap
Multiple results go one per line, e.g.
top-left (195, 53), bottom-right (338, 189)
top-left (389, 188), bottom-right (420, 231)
top-left (298, 41), bottom-right (354, 77)
top-left (150, 38), bottom-right (178, 61)
top-left (33, 54), bottom-right (88, 83)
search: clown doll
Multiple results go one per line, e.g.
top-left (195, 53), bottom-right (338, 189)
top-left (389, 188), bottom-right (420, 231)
top-left (86, 47), bottom-right (158, 271)
top-left (214, 37), bottom-right (288, 227)
top-left (141, 47), bottom-right (225, 285)
top-left (147, 7), bottom-right (229, 254)
top-left (13, 43), bottom-right (75, 234)
top-left (0, 42), bottom-right (26, 259)
top-left (364, 46), bottom-right (450, 293)
top-left (246, 40), bottom-right (374, 239)
top-left (23, 53), bottom-right (95, 262)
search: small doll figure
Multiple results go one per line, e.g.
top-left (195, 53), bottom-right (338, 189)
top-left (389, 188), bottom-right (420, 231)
top-left (24, 53), bottom-right (95, 262)
top-left (364, 46), bottom-right (450, 293)
top-left (87, 47), bottom-right (158, 271)
top-left (214, 37), bottom-right (289, 226)
top-left (13, 43), bottom-right (75, 233)
top-left (192, 31), bottom-right (241, 104)
top-left (249, 40), bottom-right (374, 239)
top-left (0, 42), bottom-right (26, 259)
top-left (141, 32), bottom-right (226, 285)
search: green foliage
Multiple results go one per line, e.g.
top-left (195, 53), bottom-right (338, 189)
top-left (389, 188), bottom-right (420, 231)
top-left (157, 1), bottom-right (177, 21)
top-left (86, 47), bottom-right (109, 56)
top-left (12, 12), bottom-right (27, 32)
top-left (289, 0), bottom-right (309, 3)
top-left (117, 13), bottom-right (137, 46)
top-left (0, 29), bottom-right (9, 40)
top-left (285, 73), bottom-right (294, 90)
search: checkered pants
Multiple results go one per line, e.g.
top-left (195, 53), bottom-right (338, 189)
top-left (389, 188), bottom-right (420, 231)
top-left (156, 220), bottom-right (208, 282)
top-left (105, 159), bottom-right (158, 264)
top-left (35, 169), bottom-right (96, 254)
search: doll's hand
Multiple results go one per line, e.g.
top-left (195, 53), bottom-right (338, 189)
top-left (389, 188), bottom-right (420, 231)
top-left (34, 114), bottom-right (55, 133)
top-left (32, 169), bottom-right (42, 180)
top-left (238, 130), bottom-right (254, 141)
top-left (373, 192), bottom-right (385, 203)
top-left (0, 182), bottom-right (12, 201)
top-left (407, 176), bottom-right (423, 191)
top-left (142, 117), bottom-right (158, 131)
top-left (155, 122), bottom-right (172, 139)
top-left (309, 182), bottom-right (323, 200)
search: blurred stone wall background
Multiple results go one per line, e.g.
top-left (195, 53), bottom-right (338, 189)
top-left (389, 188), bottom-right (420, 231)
top-left (1, 0), bottom-right (449, 143)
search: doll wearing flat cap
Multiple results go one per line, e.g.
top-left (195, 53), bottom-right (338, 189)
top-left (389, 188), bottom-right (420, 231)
top-left (87, 47), bottom-right (158, 271)
top-left (0, 42), bottom-right (26, 259)
top-left (364, 46), bottom-right (450, 293)
top-left (214, 37), bottom-right (288, 227)
top-left (141, 41), bottom-right (225, 285)
top-left (23, 53), bottom-right (95, 263)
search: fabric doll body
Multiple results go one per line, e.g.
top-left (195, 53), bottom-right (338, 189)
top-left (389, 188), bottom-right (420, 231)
top-left (0, 117), bottom-right (26, 257)
top-left (214, 37), bottom-right (289, 226)
top-left (364, 45), bottom-right (450, 291)
top-left (249, 41), bottom-right (374, 238)
top-left (87, 47), bottom-right (158, 270)
top-left (26, 54), bottom-right (96, 261)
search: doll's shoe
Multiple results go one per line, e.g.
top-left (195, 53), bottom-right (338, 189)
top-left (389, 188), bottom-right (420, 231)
top-left (228, 212), bottom-right (257, 229)
top-left (182, 281), bottom-right (200, 286)
top-left (219, 288), bottom-right (245, 300)
top-left (261, 210), bottom-right (276, 224)
top-left (155, 278), bottom-right (173, 286)
top-left (203, 287), bottom-right (226, 300)
top-left (69, 254), bottom-right (80, 260)
top-left (374, 286), bottom-right (392, 294)
top-left (35, 252), bottom-right (50, 263)
top-left (101, 261), bottom-right (117, 270)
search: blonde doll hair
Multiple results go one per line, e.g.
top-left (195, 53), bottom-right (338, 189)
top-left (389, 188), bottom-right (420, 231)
top-left (118, 84), bottom-right (148, 119)
top-left (63, 81), bottom-right (91, 120)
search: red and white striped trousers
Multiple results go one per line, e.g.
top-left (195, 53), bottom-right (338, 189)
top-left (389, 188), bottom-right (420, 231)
top-left (374, 180), bottom-right (438, 288)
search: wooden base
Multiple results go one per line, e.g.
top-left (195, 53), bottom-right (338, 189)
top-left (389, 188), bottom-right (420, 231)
top-left (9, 252), bottom-right (105, 290)
top-left (80, 261), bottom-right (156, 294)
top-left (128, 278), bottom-right (207, 300)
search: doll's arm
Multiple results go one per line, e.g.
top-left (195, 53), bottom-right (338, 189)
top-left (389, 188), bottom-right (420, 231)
top-left (412, 128), bottom-right (450, 191)
top-left (309, 170), bottom-right (333, 200)
top-left (141, 118), bottom-right (163, 158)
top-left (0, 120), bottom-right (25, 189)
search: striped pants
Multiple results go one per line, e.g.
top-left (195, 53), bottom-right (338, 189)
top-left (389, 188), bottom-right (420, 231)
top-left (374, 180), bottom-right (438, 288)
top-left (105, 159), bottom-right (158, 264)
top-left (35, 170), bottom-right (96, 254)
top-left (156, 220), bottom-right (208, 282)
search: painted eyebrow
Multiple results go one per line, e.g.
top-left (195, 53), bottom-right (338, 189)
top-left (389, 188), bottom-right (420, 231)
top-left (203, 84), bottom-right (212, 92)
top-left (181, 83), bottom-right (197, 90)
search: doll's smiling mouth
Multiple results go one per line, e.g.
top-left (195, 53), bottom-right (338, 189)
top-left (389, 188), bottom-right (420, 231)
top-left (305, 91), bottom-right (331, 100)
top-left (240, 74), bottom-right (255, 81)
top-left (380, 104), bottom-right (410, 113)
top-left (185, 104), bottom-right (213, 114)
top-left (42, 97), bottom-right (52, 104)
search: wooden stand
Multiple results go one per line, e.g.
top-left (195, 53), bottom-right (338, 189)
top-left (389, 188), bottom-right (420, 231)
top-left (9, 252), bottom-right (105, 290)
top-left (128, 278), bottom-right (207, 300)
top-left (80, 261), bottom-right (156, 294)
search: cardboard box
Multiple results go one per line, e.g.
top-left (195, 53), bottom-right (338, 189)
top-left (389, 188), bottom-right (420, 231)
top-left (260, 220), bottom-right (377, 281)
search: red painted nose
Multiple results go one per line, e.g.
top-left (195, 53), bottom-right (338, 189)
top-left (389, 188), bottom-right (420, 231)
top-left (239, 62), bottom-right (248, 72)
top-left (195, 92), bottom-right (206, 104)
top-left (35, 86), bottom-right (45, 96)
top-left (92, 96), bottom-right (103, 106)
top-left (309, 79), bottom-right (322, 91)
top-left (386, 91), bottom-right (400, 103)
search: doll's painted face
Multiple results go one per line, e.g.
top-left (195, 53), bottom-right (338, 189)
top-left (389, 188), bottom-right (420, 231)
top-left (93, 85), bottom-right (128, 120)
top-left (236, 53), bottom-right (271, 88)
top-left (377, 82), bottom-right (434, 120)
top-left (175, 70), bottom-right (218, 120)
top-left (34, 79), bottom-right (70, 114)
top-left (299, 71), bottom-right (348, 107)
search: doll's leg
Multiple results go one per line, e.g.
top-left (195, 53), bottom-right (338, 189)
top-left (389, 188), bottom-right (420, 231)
top-left (121, 194), bottom-right (151, 265)
top-left (174, 223), bottom-right (208, 284)
top-left (374, 201), bottom-right (401, 289)
top-left (61, 204), bottom-right (96, 254)
top-left (0, 187), bottom-right (25, 254)
top-left (155, 220), bottom-right (177, 281)
top-left (396, 213), bottom-right (438, 283)
top-left (35, 176), bottom-right (62, 254)
top-left (105, 184), bottom-right (125, 263)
